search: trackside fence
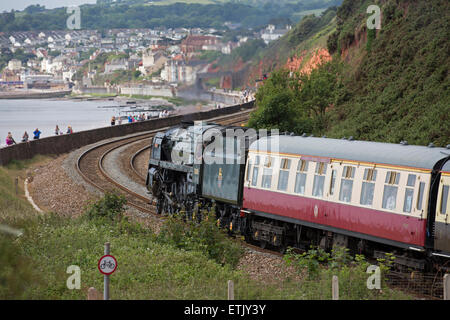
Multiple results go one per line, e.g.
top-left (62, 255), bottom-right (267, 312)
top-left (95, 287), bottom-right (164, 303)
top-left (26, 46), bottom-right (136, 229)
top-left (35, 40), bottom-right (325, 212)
top-left (85, 274), bottom-right (450, 300)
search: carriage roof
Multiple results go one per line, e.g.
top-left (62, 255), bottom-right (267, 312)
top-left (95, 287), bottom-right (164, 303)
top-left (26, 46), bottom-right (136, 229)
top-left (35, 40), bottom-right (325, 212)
top-left (249, 135), bottom-right (450, 170)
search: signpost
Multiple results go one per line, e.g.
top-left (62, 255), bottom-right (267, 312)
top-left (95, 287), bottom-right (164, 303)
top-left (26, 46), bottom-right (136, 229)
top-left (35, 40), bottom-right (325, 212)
top-left (98, 242), bottom-right (117, 300)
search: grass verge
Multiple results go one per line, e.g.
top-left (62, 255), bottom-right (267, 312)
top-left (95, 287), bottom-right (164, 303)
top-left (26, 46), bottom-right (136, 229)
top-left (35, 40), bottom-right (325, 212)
top-left (0, 158), bottom-right (414, 300)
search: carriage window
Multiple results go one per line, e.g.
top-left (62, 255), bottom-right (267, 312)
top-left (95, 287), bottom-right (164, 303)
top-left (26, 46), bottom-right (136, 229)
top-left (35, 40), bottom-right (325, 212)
top-left (383, 186), bottom-right (398, 210)
top-left (385, 171), bottom-right (400, 184)
top-left (417, 182), bottom-right (425, 211)
top-left (403, 189), bottom-right (414, 213)
top-left (312, 162), bottom-right (327, 197)
top-left (261, 167), bottom-right (273, 189)
top-left (298, 159), bottom-right (309, 172)
top-left (403, 174), bottom-right (416, 213)
top-left (261, 156), bottom-right (273, 188)
top-left (246, 160), bottom-right (252, 181)
top-left (264, 156), bottom-right (273, 168)
top-left (251, 167), bottom-right (259, 186)
top-left (251, 156), bottom-right (260, 187)
top-left (440, 185), bottom-right (449, 215)
top-left (407, 174), bottom-right (416, 187)
top-left (277, 159), bottom-right (291, 191)
top-left (382, 171), bottom-right (400, 210)
top-left (360, 168), bottom-right (377, 206)
top-left (329, 169), bottom-right (337, 195)
top-left (294, 160), bottom-right (309, 195)
top-left (339, 166), bottom-right (355, 203)
top-left (316, 162), bottom-right (327, 175)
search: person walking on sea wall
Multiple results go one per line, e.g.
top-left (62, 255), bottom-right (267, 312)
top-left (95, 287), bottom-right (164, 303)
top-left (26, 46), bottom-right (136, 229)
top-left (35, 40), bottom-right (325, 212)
top-left (22, 131), bottom-right (29, 142)
top-left (55, 125), bottom-right (60, 135)
top-left (33, 128), bottom-right (41, 140)
top-left (111, 116), bottom-right (116, 126)
top-left (6, 132), bottom-right (16, 146)
top-left (66, 126), bottom-right (73, 134)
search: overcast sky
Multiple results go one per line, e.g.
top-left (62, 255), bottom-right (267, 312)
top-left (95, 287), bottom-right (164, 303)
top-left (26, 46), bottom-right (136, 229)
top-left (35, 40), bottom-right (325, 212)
top-left (0, 0), bottom-right (97, 12)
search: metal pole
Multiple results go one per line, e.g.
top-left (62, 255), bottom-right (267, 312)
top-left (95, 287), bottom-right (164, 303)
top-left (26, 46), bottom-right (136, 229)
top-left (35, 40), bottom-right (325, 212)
top-left (444, 274), bottom-right (450, 300)
top-left (104, 242), bottom-right (110, 300)
top-left (332, 275), bottom-right (339, 300)
top-left (228, 280), bottom-right (234, 300)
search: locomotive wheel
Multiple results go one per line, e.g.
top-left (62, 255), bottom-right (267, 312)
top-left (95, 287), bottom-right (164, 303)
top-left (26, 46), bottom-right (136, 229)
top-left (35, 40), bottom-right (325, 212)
top-left (156, 198), bottom-right (163, 215)
top-left (259, 240), bottom-right (267, 249)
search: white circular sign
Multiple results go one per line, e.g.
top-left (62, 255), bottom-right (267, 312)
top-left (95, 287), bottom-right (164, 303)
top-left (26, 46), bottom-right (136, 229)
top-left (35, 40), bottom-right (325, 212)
top-left (98, 255), bottom-right (117, 275)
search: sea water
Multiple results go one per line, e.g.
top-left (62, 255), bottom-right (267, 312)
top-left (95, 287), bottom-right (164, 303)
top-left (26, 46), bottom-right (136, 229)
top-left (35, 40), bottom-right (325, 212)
top-left (0, 99), bottom-right (123, 147)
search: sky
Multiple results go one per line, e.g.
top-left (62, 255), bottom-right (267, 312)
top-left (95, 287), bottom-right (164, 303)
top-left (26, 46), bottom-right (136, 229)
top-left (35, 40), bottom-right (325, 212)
top-left (0, 0), bottom-right (97, 12)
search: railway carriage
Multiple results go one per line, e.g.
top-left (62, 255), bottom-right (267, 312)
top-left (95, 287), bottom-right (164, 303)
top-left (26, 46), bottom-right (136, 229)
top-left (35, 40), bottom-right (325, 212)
top-left (242, 135), bottom-right (450, 269)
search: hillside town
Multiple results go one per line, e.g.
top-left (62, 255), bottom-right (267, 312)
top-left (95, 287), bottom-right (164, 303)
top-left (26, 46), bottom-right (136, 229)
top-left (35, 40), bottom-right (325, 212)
top-left (0, 24), bottom-right (290, 95)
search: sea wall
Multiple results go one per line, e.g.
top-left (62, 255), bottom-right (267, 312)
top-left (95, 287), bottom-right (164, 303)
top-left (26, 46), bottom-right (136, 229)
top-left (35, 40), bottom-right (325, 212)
top-left (0, 101), bottom-right (254, 166)
top-left (0, 90), bottom-right (72, 99)
top-left (120, 86), bottom-right (174, 97)
top-left (177, 89), bottom-right (242, 105)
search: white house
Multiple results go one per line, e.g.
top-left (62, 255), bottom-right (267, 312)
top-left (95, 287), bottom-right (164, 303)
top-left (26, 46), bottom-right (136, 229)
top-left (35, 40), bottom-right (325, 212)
top-left (7, 59), bottom-right (22, 71)
top-left (261, 24), bottom-right (291, 44)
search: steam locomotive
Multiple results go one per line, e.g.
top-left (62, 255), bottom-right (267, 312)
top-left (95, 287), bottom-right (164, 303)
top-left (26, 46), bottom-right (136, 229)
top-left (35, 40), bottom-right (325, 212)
top-left (146, 121), bottom-right (450, 270)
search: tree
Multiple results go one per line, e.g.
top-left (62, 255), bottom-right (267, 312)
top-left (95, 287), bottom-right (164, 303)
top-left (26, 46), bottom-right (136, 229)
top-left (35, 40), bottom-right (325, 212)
top-left (249, 61), bottom-right (339, 135)
top-left (296, 61), bottom-right (339, 134)
top-left (248, 69), bottom-right (312, 134)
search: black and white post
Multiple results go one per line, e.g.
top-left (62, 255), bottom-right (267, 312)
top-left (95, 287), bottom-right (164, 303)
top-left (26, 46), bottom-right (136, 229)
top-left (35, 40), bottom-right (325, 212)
top-left (104, 242), bottom-right (110, 301)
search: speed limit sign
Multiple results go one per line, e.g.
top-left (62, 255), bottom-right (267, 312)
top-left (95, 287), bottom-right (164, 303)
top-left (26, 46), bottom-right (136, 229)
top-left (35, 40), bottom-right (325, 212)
top-left (98, 255), bottom-right (117, 275)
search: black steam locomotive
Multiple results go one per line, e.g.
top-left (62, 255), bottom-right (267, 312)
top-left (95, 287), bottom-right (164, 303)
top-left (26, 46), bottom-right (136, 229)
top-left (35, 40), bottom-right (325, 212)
top-left (145, 121), bottom-right (256, 234)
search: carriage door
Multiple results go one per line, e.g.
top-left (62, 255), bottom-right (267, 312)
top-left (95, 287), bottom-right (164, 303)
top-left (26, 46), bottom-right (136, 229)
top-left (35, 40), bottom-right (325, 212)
top-left (434, 174), bottom-right (450, 254)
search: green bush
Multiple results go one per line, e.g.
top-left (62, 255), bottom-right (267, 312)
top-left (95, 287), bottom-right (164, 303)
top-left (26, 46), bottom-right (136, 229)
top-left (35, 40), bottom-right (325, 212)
top-left (284, 246), bottom-right (411, 300)
top-left (0, 234), bottom-right (40, 299)
top-left (157, 208), bottom-right (243, 268)
top-left (85, 192), bottom-right (127, 221)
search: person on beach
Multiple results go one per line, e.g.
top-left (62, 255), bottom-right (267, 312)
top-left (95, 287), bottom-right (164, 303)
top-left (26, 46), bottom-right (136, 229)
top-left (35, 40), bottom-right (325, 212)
top-left (22, 131), bottom-right (29, 142)
top-left (66, 126), bottom-right (73, 134)
top-left (111, 116), bottom-right (116, 126)
top-left (33, 128), bottom-right (41, 140)
top-left (6, 132), bottom-right (16, 145)
top-left (55, 125), bottom-right (60, 135)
